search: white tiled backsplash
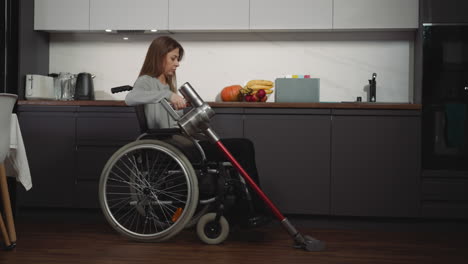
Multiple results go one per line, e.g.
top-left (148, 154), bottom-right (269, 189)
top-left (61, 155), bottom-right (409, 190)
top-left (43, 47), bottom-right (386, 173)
top-left (49, 31), bottom-right (415, 102)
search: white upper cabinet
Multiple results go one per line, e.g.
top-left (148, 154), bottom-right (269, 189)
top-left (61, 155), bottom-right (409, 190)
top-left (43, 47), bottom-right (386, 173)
top-left (250, 0), bottom-right (333, 30)
top-left (169, 0), bottom-right (249, 30)
top-left (90, 0), bottom-right (168, 31)
top-left (34, 0), bottom-right (419, 32)
top-left (333, 0), bottom-right (419, 29)
top-left (34, 0), bottom-right (90, 30)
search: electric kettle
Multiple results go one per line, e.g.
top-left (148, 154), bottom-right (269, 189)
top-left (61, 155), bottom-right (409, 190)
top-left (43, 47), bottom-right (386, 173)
top-left (75, 72), bottom-right (95, 100)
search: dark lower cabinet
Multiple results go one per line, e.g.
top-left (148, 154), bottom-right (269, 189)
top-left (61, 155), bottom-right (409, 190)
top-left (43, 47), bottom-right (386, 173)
top-left (331, 110), bottom-right (421, 218)
top-left (17, 105), bottom-right (426, 218)
top-left (74, 107), bottom-right (140, 208)
top-left (17, 107), bottom-right (76, 207)
top-left (210, 108), bottom-right (244, 138)
top-left (17, 105), bottom-right (140, 209)
top-left (243, 109), bottom-right (331, 215)
top-left (421, 170), bottom-right (468, 219)
top-left (75, 145), bottom-right (122, 208)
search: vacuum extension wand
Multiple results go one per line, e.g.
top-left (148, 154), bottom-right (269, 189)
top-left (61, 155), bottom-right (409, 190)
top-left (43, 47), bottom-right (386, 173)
top-left (176, 82), bottom-right (325, 252)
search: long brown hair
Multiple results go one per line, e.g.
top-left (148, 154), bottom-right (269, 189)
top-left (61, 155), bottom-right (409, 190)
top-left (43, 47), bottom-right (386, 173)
top-left (139, 36), bottom-right (184, 92)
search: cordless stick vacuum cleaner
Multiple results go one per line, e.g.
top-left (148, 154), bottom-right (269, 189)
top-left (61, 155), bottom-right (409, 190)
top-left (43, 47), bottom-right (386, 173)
top-left (160, 82), bottom-right (325, 252)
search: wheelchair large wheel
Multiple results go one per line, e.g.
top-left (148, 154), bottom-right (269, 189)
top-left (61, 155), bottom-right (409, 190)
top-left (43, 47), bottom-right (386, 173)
top-left (99, 139), bottom-right (199, 242)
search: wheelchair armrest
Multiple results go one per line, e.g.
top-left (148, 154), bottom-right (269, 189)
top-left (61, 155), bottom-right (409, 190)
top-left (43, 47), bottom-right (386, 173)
top-left (138, 128), bottom-right (182, 140)
top-left (146, 128), bottom-right (182, 136)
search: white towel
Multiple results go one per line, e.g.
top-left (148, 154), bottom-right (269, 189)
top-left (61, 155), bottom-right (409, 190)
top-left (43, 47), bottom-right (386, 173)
top-left (5, 114), bottom-right (32, 191)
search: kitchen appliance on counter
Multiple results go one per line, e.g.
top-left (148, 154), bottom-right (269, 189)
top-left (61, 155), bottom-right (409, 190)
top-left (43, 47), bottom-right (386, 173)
top-left (53, 72), bottom-right (77, 101)
top-left (74, 72), bottom-right (95, 100)
top-left (25, 74), bottom-right (55, 100)
top-left (275, 78), bottom-right (320, 103)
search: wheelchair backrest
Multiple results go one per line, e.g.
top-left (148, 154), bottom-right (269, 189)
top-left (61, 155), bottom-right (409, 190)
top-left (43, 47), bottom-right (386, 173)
top-left (135, 104), bottom-right (149, 134)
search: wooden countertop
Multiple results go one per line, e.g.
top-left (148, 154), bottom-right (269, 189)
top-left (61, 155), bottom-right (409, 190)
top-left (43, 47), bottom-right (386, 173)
top-left (18, 100), bottom-right (128, 106)
top-left (209, 102), bottom-right (421, 110)
top-left (18, 100), bottom-right (421, 110)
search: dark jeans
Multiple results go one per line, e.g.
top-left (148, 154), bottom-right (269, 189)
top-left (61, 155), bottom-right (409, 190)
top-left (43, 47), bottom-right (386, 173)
top-left (199, 138), bottom-right (269, 217)
top-left (164, 135), bottom-right (269, 218)
top-left (199, 138), bottom-right (260, 186)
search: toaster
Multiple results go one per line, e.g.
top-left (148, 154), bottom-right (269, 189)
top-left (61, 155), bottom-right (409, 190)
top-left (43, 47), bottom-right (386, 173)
top-left (25, 74), bottom-right (55, 100)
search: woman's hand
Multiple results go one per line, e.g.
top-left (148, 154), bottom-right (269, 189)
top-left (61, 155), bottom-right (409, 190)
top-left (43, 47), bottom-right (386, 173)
top-left (169, 93), bottom-right (187, 110)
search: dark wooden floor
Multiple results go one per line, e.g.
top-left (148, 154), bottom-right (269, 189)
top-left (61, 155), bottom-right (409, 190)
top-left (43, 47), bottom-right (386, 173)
top-left (1, 209), bottom-right (468, 264)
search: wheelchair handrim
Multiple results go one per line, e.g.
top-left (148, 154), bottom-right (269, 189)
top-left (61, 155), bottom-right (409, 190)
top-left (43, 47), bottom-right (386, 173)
top-left (100, 141), bottom-right (198, 240)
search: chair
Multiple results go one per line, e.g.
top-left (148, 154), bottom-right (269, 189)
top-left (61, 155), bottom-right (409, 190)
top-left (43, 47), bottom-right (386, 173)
top-left (0, 93), bottom-right (18, 250)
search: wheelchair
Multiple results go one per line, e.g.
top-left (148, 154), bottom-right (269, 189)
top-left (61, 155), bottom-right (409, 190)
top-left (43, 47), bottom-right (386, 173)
top-left (99, 83), bottom-right (325, 251)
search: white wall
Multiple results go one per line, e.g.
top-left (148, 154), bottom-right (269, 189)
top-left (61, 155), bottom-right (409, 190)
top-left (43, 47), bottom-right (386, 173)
top-left (49, 31), bottom-right (415, 102)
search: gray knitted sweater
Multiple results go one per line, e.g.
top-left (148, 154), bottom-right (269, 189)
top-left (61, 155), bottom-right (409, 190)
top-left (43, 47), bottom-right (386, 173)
top-left (125, 75), bottom-right (178, 129)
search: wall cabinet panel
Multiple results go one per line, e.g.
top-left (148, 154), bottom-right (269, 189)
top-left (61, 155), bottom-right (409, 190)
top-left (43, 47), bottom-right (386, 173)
top-left (34, 0), bottom-right (90, 30)
top-left (422, 0), bottom-right (468, 24)
top-left (90, 0), bottom-right (168, 31)
top-left (169, 0), bottom-right (249, 30)
top-left (333, 0), bottom-right (419, 29)
top-left (250, 0), bottom-right (332, 30)
top-left (34, 0), bottom-right (419, 31)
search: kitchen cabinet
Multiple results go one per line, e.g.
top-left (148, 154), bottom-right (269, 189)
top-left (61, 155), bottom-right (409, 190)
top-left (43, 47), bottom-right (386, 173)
top-left (331, 109), bottom-right (420, 218)
top-left (210, 108), bottom-right (244, 139)
top-left (17, 104), bottom-right (426, 218)
top-left (243, 109), bottom-right (331, 215)
top-left (421, 170), bottom-right (468, 219)
top-left (333, 0), bottom-right (419, 30)
top-left (33, 0), bottom-right (421, 32)
top-left (250, 0), bottom-right (332, 30)
top-left (16, 105), bottom-right (140, 209)
top-left (17, 107), bottom-right (76, 207)
top-left (34, 0), bottom-right (90, 31)
top-left (422, 0), bottom-right (468, 24)
top-left (168, 0), bottom-right (249, 31)
top-left (90, 0), bottom-right (168, 31)
top-left (75, 107), bottom-right (140, 208)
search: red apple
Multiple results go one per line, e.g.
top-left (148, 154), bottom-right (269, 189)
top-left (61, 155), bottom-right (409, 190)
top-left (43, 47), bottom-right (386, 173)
top-left (256, 89), bottom-right (266, 99)
top-left (252, 93), bottom-right (260, 102)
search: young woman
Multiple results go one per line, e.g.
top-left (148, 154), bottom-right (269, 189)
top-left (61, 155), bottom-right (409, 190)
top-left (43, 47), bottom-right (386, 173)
top-left (125, 36), bottom-right (269, 223)
top-left (125, 36), bottom-right (187, 129)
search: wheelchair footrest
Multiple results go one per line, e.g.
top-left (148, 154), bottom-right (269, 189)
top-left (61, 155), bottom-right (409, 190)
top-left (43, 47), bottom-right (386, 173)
top-left (245, 214), bottom-right (272, 228)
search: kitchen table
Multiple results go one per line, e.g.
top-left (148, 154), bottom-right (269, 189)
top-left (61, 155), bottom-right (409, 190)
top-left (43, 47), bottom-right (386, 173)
top-left (5, 114), bottom-right (32, 191)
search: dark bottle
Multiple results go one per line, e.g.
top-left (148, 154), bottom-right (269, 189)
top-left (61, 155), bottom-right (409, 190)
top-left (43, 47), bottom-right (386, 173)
top-left (368, 73), bottom-right (377, 102)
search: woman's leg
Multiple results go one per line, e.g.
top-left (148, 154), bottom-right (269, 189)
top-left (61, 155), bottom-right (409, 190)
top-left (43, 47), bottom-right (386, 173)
top-left (199, 138), bottom-right (260, 186)
top-left (199, 138), bottom-right (270, 220)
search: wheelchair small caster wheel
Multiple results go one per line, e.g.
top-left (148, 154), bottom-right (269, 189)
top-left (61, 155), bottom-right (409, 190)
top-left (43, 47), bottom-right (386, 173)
top-left (196, 213), bottom-right (229, 245)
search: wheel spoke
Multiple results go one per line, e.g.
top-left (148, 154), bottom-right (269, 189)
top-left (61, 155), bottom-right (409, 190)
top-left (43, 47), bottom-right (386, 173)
top-left (100, 141), bottom-right (198, 241)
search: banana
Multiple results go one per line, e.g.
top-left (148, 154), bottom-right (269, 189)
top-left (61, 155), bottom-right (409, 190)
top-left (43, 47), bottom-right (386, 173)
top-left (249, 84), bottom-right (274, 90)
top-left (253, 89), bottom-right (273, 94)
top-left (246, 80), bottom-right (274, 87)
top-left (240, 87), bottom-right (253, 95)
